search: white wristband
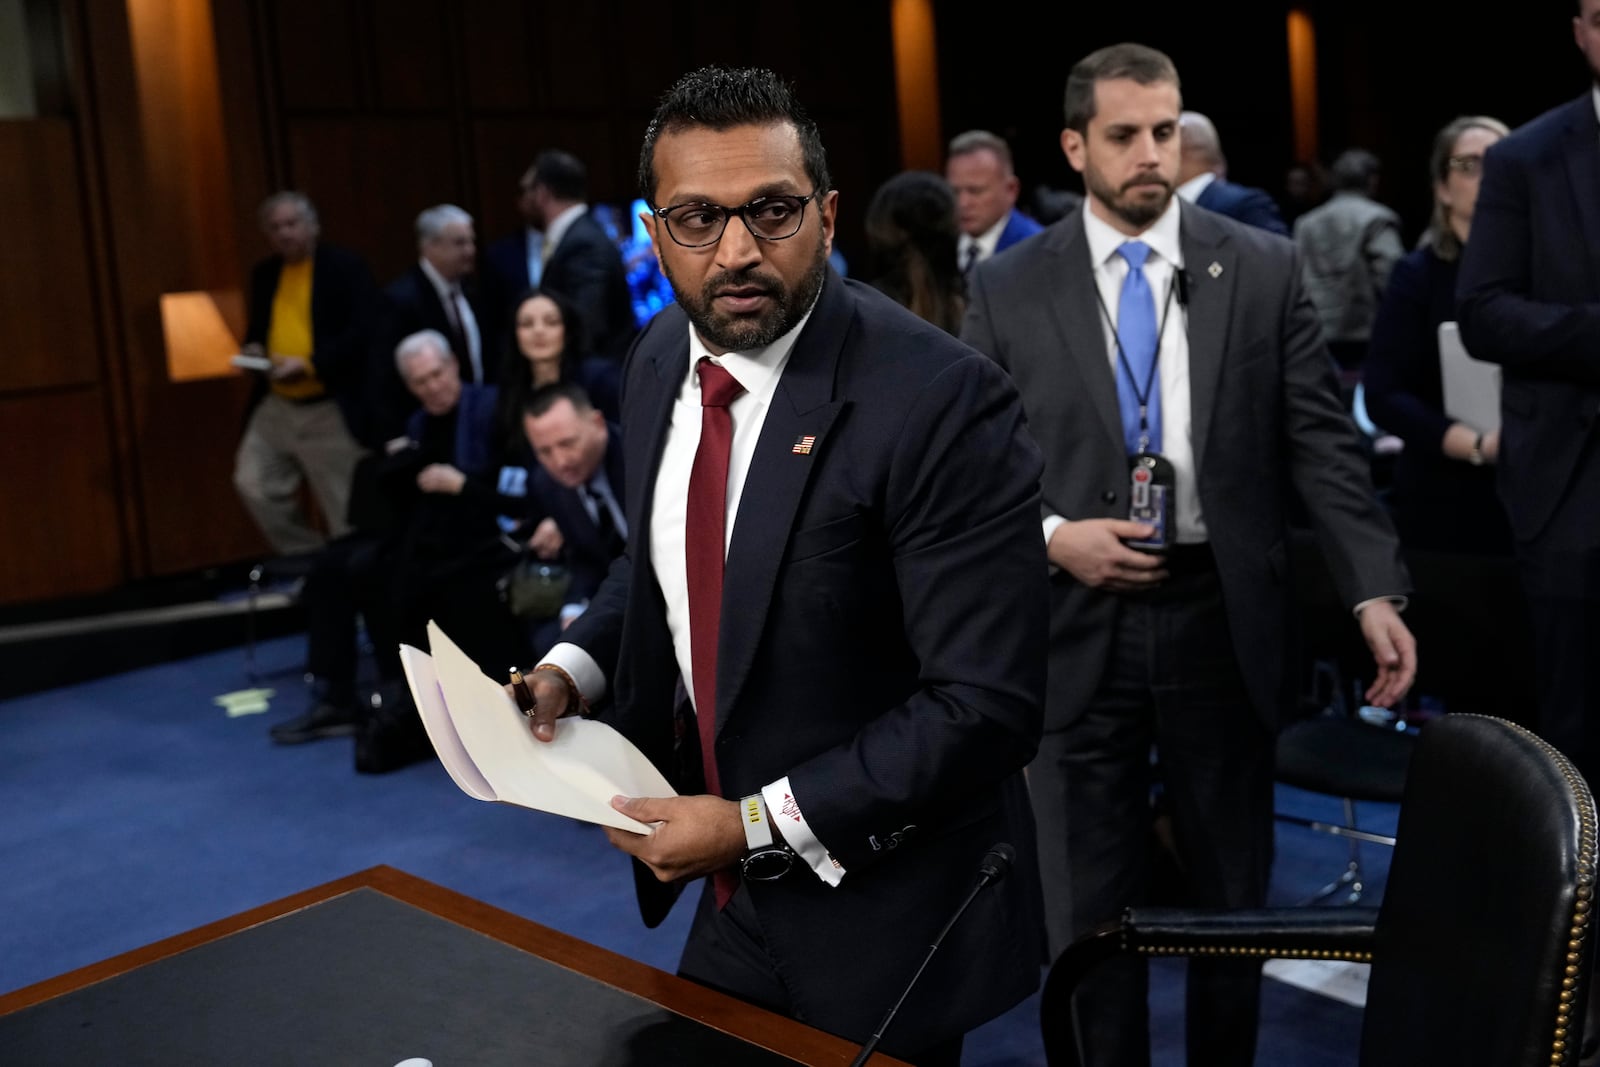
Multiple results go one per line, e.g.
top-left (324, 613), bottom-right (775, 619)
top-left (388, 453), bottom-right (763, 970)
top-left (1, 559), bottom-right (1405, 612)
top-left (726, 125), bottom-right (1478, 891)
top-left (741, 793), bottom-right (774, 850)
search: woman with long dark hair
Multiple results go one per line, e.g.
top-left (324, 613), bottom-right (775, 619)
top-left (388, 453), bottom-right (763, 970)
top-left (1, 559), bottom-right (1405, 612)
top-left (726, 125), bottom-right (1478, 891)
top-left (493, 287), bottom-right (619, 454)
top-left (863, 170), bottom-right (966, 334)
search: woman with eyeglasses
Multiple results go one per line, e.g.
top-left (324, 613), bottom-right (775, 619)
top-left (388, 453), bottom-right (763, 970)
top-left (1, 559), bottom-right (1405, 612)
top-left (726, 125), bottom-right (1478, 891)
top-left (1365, 115), bottom-right (1510, 552)
top-left (1363, 114), bottom-right (1534, 720)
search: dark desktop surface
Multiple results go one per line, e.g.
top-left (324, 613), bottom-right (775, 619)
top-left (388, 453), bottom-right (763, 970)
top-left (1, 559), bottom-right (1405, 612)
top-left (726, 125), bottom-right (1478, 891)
top-left (0, 887), bottom-right (801, 1067)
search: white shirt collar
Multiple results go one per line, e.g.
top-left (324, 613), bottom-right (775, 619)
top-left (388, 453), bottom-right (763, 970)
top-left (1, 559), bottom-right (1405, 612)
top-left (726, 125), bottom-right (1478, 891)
top-left (418, 256), bottom-right (457, 298)
top-left (1175, 171), bottom-right (1217, 204)
top-left (960, 211), bottom-right (1011, 261)
top-left (1082, 195), bottom-right (1183, 273)
top-left (685, 297), bottom-right (818, 404)
top-left (1591, 84), bottom-right (1600, 126)
top-left (544, 203), bottom-right (588, 258)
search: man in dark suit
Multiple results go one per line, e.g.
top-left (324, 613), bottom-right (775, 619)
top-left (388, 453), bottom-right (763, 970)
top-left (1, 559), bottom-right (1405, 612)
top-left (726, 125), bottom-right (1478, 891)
top-left (519, 381), bottom-right (626, 655)
top-left (962, 43), bottom-right (1415, 1067)
top-left (946, 129), bottom-right (1044, 276)
top-left (370, 204), bottom-right (488, 444)
top-left (523, 149), bottom-right (638, 362)
top-left (519, 66), bottom-right (1047, 1065)
top-left (481, 163), bottom-right (547, 350)
top-left (1457, 0), bottom-right (1600, 788)
top-left (233, 191), bottom-right (375, 555)
top-left (1177, 110), bottom-right (1289, 235)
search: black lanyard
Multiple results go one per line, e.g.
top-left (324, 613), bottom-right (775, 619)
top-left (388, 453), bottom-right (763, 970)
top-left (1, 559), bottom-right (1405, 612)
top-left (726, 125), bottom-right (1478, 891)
top-left (1093, 265), bottom-right (1181, 452)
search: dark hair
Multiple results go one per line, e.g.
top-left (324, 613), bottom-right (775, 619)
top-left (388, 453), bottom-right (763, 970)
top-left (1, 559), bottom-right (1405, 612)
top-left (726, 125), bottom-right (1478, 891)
top-left (863, 171), bottom-right (965, 334)
top-left (494, 287), bottom-right (591, 452)
top-left (1330, 148), bottom-right (1382, 192)
top-left (1426, 115), bottom-right (1509, 262)
top-left (638, 66), bottom-right (831, 203)
top-left (530, 149), bottom-right (587, 202)
top-left (523, 381), bottom-right (595, 421)
top-left (1063, 43), bottom-right (1180, 132)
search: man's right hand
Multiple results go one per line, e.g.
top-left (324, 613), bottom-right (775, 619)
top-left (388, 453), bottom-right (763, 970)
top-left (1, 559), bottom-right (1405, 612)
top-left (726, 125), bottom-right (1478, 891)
top-left (528, 518), bottom-right (564, 559)
top-left (506, 668), bottom-right (578, 743)
top-left (1048, 518), bottom-right (1169, 591)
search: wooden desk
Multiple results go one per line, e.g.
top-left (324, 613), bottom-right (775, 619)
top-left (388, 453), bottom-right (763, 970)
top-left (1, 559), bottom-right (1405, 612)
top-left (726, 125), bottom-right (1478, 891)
top-left (0, 865), bottom-right (908, 1066)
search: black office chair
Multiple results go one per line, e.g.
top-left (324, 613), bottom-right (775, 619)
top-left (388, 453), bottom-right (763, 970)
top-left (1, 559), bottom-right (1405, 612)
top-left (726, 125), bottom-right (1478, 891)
top-left (1041, 714), bottom-right (1598, 1067)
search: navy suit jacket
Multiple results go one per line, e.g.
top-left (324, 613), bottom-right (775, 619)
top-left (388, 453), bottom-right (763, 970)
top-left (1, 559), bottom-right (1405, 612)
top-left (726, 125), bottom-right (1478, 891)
top-left (1457, 92), bottom-right (1600, 543)
top-left (526, 423), bottom-right (626, 607)
top-left (561, 273), bottom-right (1047, 1050)
top-left (1195, 176), bottom-right (1289, 236)
top-left (995, 207), bottom-right (1044, 254)
top-left (542, 213), bottom-right (638, 361)
top-left (244, 243), bottom-right (377, 440)
top-left (370, 265), bottom-right (489, 444)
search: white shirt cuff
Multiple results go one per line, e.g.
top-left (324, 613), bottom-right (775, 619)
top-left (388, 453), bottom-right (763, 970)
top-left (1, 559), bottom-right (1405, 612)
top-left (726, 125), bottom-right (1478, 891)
top-left (762, 776), bottom-right (845, 886)
top-left (1353, 595), bottom-right (1409, 618)
top-left (538, 642), bottom-right (607, 705)
top-left (1042, 513), bottom-right (1066, 546)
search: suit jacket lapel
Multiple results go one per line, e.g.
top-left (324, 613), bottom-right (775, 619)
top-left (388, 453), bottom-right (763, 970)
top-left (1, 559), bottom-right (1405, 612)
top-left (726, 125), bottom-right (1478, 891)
top-left (1178, 203), bottom-right (1235, 472)
top-left (714, 275), bottom-right (848, 732)
top-left (1563, 96), bottom-right (1600, 293)
top-left (622, 320), bottom-right (689, 649)
top-left (1045, 217), bottom-right (1125, 455)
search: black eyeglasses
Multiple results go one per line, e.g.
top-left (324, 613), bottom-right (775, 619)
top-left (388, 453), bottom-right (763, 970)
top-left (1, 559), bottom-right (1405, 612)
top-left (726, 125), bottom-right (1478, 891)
top-left (649, 194), bottom-right (815, 248)
top-left (1446, 155), bottom-right (1484, 176)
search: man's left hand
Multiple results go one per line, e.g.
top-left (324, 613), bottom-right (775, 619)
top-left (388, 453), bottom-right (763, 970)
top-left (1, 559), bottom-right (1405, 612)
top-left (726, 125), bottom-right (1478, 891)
top-left (1357, 600), bottom-right (1417, 708)
top-left (603, 795), bottom-right (745, 883)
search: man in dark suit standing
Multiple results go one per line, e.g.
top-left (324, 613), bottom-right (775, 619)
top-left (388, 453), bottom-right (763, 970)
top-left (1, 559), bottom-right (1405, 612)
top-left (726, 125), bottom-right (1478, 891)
top-left (371, 204), bottom-right (487, 444)
top-left (519, 66), bottom-right (1047, 1065)
top-left (523, 149), bottom-right (638, 361)
top-left (962, 43), bottom-right (1415, 1067)
top-left (520, 382), bottom-right (626, 655)
top-left (1457, 0), bottom-right (1600, 789)
top-left (233, 191), bottom-right (375, 555)
top-left (481, 164), bottom-right (547, 347)
top-left (946, 129), bottom-right (1044, 275)
top-left (1176, 111), bottom-right (1289, 235)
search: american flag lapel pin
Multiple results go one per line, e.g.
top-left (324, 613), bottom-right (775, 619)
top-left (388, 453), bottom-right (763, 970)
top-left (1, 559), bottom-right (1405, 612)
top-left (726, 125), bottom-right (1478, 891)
top-left (792, 434), bottom-right (816, 455)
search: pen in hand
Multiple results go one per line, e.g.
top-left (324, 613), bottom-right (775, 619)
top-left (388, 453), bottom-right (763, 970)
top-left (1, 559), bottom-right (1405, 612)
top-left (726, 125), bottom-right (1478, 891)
top-left (508, 668), bottom-right (536, 719)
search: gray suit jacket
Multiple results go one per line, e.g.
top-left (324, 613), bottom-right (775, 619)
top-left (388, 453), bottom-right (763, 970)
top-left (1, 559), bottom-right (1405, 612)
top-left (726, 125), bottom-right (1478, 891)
top-left (962, 202), bottom-right (1407, 730)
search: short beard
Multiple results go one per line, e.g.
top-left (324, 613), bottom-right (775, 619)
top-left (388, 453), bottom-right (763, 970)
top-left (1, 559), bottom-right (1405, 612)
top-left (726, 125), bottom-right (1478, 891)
top-left (1086, 168), bottom-right (1172, 231)
top-left (665, 231), bottom-right (830, 353)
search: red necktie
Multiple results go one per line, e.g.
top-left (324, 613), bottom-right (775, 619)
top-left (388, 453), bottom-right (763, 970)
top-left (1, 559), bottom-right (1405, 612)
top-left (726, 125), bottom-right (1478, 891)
top-left (685, 358), bottom-right (745, 906)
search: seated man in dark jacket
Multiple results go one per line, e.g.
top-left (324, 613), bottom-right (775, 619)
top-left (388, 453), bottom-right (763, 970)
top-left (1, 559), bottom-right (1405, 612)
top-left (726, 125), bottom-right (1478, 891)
top-left (379, 329), bottom-right (530, 677)
top-left (519, 382), bottom-right (626, 657)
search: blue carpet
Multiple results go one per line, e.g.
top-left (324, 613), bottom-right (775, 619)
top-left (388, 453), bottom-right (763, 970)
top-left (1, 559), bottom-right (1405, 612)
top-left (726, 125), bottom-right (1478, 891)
top-left (1, 635), bottom-right (1389, 1065)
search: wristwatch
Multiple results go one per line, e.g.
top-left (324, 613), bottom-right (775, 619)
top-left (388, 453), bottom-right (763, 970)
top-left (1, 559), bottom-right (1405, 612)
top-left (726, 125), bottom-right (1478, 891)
top-left (739, 793), bottom-right (795, 881)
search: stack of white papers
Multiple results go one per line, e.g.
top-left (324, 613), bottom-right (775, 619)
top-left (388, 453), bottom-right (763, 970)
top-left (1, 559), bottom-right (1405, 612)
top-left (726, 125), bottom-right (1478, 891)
top-left (400, 621), bottom-right (675, 833)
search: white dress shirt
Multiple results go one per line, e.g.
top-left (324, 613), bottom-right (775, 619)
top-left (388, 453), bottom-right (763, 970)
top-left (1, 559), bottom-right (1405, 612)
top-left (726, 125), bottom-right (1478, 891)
top-left (1175, 170), bottom-right (1217, 204)
top-left (958, 211), bottom-right (1010, 270)
top-left (542, 302), bottom-right (845, 885)
top-left (1042, 198), bottom-right (1206, 545)
top-left (418, 257), bottom-right (482, 383)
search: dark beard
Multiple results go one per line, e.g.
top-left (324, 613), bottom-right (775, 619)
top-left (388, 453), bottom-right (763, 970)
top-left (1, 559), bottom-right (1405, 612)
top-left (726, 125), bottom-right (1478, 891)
top-left (1085, 168), bottom-right (1172, 231)
top-left (664, 232), bottom-right (829, 352)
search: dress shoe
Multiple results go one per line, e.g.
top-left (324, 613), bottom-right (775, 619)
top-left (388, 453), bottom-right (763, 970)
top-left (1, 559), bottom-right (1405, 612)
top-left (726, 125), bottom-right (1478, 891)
top-left (270, 701), bottom-right (359, 744)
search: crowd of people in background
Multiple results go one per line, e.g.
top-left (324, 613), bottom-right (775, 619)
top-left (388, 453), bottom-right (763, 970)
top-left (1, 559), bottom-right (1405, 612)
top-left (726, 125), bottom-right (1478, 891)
top-left (223, 10), bottom-right (1600, 1057)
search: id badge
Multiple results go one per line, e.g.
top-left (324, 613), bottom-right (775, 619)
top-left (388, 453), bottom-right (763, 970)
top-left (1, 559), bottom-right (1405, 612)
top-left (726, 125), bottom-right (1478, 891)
top-left (1126, 452), bottom-right (1176, 551)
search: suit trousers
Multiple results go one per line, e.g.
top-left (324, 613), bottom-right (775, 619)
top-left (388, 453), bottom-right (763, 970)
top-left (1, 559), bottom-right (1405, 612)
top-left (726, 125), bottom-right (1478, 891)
top-left (233, 394), bottom-right (366, 555)
top-left (1515, 432), bottom-right (1600, 787)
top-left (677, 880), bottom-right (964, 1067)
top-left (1030, 551), bottom-right (1273, 1067)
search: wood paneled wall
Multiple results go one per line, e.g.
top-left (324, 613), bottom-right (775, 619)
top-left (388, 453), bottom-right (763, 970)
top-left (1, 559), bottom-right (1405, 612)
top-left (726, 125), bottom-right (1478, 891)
top-left (0, 0), bottom-right (898, 607)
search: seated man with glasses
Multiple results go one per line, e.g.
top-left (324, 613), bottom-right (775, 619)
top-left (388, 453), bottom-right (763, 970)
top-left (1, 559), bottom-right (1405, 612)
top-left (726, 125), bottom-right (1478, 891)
top-left (514, 65), bottom-right (1048, 1066)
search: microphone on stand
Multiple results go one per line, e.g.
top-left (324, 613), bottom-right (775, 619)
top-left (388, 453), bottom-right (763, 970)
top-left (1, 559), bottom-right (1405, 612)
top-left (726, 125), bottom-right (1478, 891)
top-left (848, 843), bottom-right (1016, 1067)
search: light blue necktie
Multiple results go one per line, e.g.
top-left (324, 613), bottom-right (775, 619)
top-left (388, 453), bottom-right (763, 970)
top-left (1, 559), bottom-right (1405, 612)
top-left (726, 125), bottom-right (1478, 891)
top-left (1114, 241), bottom-right (1161, 454)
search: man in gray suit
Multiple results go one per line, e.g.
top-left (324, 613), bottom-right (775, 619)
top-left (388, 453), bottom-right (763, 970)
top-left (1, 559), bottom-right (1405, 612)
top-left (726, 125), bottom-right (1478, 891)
top-left (962, 43), bottom-right (1415, 1067)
